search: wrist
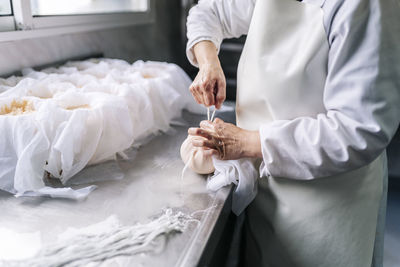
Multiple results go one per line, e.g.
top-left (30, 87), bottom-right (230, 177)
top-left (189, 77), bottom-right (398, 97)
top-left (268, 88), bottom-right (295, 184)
top-left (193, 41), bottom-right (220, 69)
top-left (198, 58), bottom-right (221, 70)
top-left (242, 130), bottom-right (262, 158)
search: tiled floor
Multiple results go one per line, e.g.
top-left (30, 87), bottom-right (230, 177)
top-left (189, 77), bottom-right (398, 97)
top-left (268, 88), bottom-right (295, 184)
top-left (384, 178), bottom-right (400, 267)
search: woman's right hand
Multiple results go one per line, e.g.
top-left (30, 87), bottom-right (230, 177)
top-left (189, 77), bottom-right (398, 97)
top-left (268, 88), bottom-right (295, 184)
top-left (189, 41), bottom-right (226, 109)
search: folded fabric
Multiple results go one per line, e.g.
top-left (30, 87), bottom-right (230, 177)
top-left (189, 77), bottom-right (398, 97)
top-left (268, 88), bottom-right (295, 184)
top-left (42, 91), bottom-right (133, 184)
top-left (208, 157), bottom-right (259, 215)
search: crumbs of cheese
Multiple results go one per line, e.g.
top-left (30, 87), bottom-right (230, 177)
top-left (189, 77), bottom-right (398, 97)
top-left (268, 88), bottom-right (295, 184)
top-left (142, 73), bottom-right (154, 79)
top-left (0, 100), bottom-right (34, 116)
top-left (65, 104), bottom-right (90, 110)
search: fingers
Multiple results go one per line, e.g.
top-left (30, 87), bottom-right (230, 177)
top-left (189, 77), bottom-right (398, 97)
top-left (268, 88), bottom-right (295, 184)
top-left (190, 75), bottom-right (217, 107)
top-left (192, 141), bottom-right (221, 158)
top-left (202, 79), bottom-right (216, 107)
top-left (189, 82), bottom-right (202, 105)
top-left (200, 119), bottom-right (224, 133)
top-left (202, 149), bottom-right (219, 157)
top-left (189, 65), bottom-right (225, 108)
top-left (215, 79), bottom-right (226, 109)
top-left (200, 120), bottom-right (214, 130)
top-left (188, 127), bottom-right (213, 140)
top-left (214, 118), bottom-right (224, 124)
top-left (203, 91), bottom-right (214, 107)
top-left (192, 139), bottom-right (215, 149)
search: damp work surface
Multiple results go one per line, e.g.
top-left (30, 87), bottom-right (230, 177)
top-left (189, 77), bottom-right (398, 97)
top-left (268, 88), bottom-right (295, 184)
top-left (0, 109), bottom-right (236, 267)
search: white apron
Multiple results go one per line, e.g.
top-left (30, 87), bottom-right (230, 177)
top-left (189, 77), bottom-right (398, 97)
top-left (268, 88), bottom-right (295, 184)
top-left (235, 0), bottom-right (386, 266)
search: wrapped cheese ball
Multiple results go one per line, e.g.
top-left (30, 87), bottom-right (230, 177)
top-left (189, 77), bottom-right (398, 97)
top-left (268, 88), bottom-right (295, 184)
top-left (0, 97), bottom-right (49, 194)
top-left (43, 91), bottom-right (134, 184)
top-left (180, 135), bottom-right (215, 175)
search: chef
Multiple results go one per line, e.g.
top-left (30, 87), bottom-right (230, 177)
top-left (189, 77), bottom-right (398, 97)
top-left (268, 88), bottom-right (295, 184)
top-left (186, 0), bottom-right (400, 266)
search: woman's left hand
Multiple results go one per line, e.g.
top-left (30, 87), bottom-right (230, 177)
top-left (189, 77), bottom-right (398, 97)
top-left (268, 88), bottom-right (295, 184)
top-left (188, 118), bottom-right (262, 160)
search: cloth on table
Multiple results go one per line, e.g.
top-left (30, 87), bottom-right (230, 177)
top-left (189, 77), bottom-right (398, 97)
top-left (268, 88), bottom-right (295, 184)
top-left (0, 58), bottom-right (204, 198)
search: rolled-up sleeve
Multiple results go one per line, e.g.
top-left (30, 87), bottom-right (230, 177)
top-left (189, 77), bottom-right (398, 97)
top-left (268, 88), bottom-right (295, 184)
top-left (186, 0), bottom-right (256, 67)
top-left (259, 0), bottom-right (400, 179)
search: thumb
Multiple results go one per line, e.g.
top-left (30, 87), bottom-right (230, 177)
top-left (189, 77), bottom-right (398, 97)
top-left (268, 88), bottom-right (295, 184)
top-left (214, 118), bottom-right (224, 124)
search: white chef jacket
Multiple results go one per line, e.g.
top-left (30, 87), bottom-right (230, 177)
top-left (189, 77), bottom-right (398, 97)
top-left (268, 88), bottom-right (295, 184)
top-left (186, 0), bottom-right (400, 180)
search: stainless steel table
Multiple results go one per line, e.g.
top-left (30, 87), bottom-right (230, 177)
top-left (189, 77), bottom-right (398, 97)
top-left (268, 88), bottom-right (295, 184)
top-left (0, 108), bottom-right (236, 267)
